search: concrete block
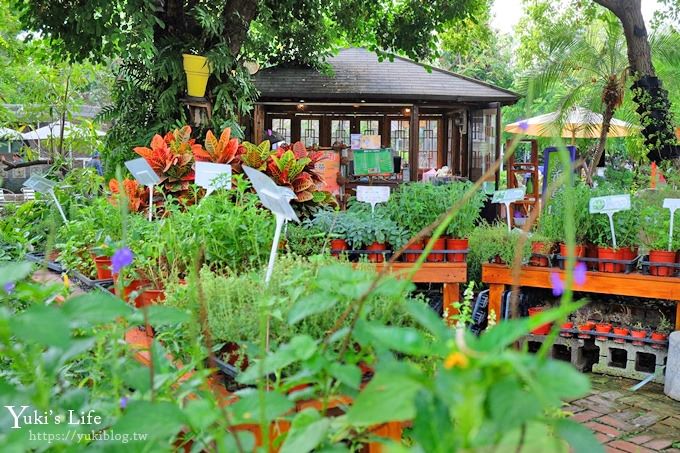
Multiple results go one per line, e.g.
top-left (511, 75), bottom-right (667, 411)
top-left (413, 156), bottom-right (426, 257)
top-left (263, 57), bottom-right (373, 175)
top-left (593, 339), bottom-right (666, 384)
top-left (521, 334), bottom-right (593, 371)
top-left (664, 331), bottom-right (680, 401)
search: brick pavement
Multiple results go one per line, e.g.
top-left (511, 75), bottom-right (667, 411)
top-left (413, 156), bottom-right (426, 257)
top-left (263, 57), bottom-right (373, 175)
top-left (571, 375), bottom-right (680, 452)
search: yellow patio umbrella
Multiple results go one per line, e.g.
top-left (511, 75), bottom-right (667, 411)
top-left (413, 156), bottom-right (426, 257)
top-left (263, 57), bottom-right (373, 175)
top-left (505, 107), bottom-right (639, 144)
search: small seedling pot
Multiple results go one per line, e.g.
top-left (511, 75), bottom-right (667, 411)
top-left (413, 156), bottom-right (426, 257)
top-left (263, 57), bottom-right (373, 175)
top-left (530, 242), bottom-right (550, 267)
top-left (649, 250), bottom-right (677, 277)
top-left (403, 241), bottom-right (423, 263)
top-left (595, 323), bottom-right (613, 341)
top-left (631, 329), bottom-right (647, 346)
top-left (330, 238), bottom-right (349, 257)
top-left (651, 331), bottom-right (668, 349)
top-left (446, 238), bottom-right (468, 263)
top-left (613, 326), bottom-right (629, 343)
top-left (560, 321), bottom-right (574, 337)
top-left (528, 306), bottom-right (552, 335)
top-left (426, 237), bottom-right (447, 263)
top-left (366, 242), bottom-right (386, 263)
top-left (597, 247), bottom-right (623, 273)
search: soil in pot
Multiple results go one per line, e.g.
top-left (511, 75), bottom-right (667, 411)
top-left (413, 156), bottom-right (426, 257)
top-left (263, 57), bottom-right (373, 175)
top-left (559, 243), bottom-right (585, 259)
top-left (530, 242), bottom-right (550, 267)
top-left (649, 250), bottom-right (677, 277)
top-left (595, 323), bottom-right (613, 341)
top-left (366, 242), bottom-right (386, 263)
top-left (577, 321), bottom-right (595, 339)
top-left (651, 331), bottom-right (668, 349)
top-left (613, 327), bottom-right (629, 343)
top-left (403, 241), bottom-right (423, 263)
top-left (560, 321), bottom-right (574, 337)
top-left (446, 238), bottom-right (468, 263)
top-left (631, 329), bottom-right (647, 346)
top-left (597, 247), bottom-right (623, 273)
top-left (528, 306), bottom-right (552, 335)
top-left (426, 237), bottom-right (447, 263)
top-left (330, 238), bottom-right (349, 257)
top-left (93, 256), bottom-right (113, 280)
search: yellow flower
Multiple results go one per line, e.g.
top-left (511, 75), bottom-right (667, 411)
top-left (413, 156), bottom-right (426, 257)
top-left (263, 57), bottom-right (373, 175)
top-left (444, 351), bottom-right (469, 369)
top-left (62, 273), bottom-right (70, 288)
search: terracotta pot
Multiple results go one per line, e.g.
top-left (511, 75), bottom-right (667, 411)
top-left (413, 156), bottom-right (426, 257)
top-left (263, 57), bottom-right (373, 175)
top-left (366, 242), bottom-right (386, 263)
top-left (651, 331), bottom-right (668, 349)
top-left (446, 238), bottom-right (468, 263)
top-left (528, 306), bottom-right (552, 335)
top-left (649, 249), bottom-right (677, 277)
top-left (113, 273), bottom-right (150, 302)
top-left (93, 256), bottom-right (113, 280)
top-left (620, 246), bottom-right (638, 262)
top-left (597, 247), bottom-right (623, 273)
top-left (530, 242), bottom-right (550, 267)
top-left (403, 241), bottom-right (423, 263)
top-left (631, 329), bottom-right (647, 346)
top-left (560, 321), bottom-right (574, 337)
top-left (613, 326), bottom-right (629, 344)
top-left (559, 243), bottom-right (585, 259)
top-left (48, 250), bottom-right (61, 262)
top-left (595, 323), bottom-right (613, 341)
top-left (426, 237), bottom-right (447, 262)
top-left (577, 321), bottom-right (595, 339)
top-left (136, 289), bottom-right (165, 308)
top-left (330, 238), bottom-right (349, 257)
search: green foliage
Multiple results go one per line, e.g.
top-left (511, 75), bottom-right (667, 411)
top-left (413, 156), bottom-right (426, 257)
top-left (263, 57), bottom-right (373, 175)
top-left (467, 223), bottom-right (531, 282)
top-left (638, 188), bottom-right (680, 251)
top-left (586, 184), bottom-right (642, 249)
top-left (540, 184), bottom-right (592, 244)
top-left (444, 181), bottom-right (486, 238)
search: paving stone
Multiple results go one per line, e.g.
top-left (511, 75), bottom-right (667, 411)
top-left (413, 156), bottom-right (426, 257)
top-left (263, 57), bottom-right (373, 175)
top-left (562, 404), bottom-right (586, 414)
top-left (587, 394), bottom-right (620, 412)
top-left (609, 411), bottom-right (642, 422)
top-left (571, 397), bottom-right (593, 408)
top-left (573, 410), bottom-right (604, 422)
top-left (642, 439), bottom-right (674, 450)
top-left (606, 447), bottom-right (628, 453)
top-left (586, 421), bottom-right (622, 438)
top-left (608, 440), bottom-right (655, 453)
top-left (597, 433), bottom-right (613, 443)
top-left (598, 415), bottom-right (636, 432)
top-left (627, 435), bottom-right (654, 445)
top-left (631, 413), bottom-right (663, 428)
top-left (660, 417), bottom-right (680, 429)
top-left (600, 390), bottom-right (626, 401)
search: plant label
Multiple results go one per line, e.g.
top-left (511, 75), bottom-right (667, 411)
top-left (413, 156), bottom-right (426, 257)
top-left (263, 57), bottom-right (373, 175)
top-left (243, 165), bottom-right (299, 223)
top-left (491, 188), bottom-right (525, 204)
top-left (125, 158), bottom-right (161, 187)
top-left (195, 162), bottom-right (232, 196)
top-left (23, 175), bottom-right (67, 223)
top-left (663, 198), bottom-right (680, 251)
top-left (589, 194), bottom-right (630, 249)
top-left (356, 185), bottom-right (390, 213)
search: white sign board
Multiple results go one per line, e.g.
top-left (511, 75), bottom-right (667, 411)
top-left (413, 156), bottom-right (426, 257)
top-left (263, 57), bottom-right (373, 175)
top-left (243, 165), bottom-right (298, 223)
top-left (196, 162), bottom-right (231, 196)
top-left (356, 186), bottom-right (390, 213)
top-left (492, 188), bottom-right (525, 204)
top-left (125, 158), bottom-right (161, 187)
top-left (589, 194), bottom-right (631, 214)
top-left (23, 175), bottom-right (67, 223)
top-left (663, 198), bottom-right (680, 251)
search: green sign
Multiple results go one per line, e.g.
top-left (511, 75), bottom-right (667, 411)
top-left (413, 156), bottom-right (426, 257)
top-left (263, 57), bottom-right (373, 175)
top-left (353, 149), bottom-right (393, 175)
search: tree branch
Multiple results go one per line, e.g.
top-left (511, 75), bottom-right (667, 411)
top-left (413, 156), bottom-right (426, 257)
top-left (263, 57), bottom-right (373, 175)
top-left (592, 0), bottom-right (625, 16)
top-left (1, 158), bottom-right (53, 171)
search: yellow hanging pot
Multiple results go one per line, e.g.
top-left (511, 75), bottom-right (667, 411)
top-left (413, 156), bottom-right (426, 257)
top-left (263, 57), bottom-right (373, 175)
top-left (182, 54), bottom-right (212, 98)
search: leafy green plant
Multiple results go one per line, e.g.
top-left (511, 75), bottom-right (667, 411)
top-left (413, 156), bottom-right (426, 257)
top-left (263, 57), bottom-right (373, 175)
top-left (386, 183), bottom-right (444, 237)
top-left (467, 223), bottom-right (532, 281)
top-left (541, 184), bottom-right (592, 244)
top-left (445, 181), bottom-right (486, 238)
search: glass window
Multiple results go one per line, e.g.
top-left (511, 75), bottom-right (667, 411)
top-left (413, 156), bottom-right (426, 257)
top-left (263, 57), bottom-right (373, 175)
top-left (418, 119), bottom-right (438, 170)
top-left (330, 120), bottom-right (350, 146)
top-left (390, 120), bottom-right (410, 164)
top-left (360, 120), bottom-right (379, 136)
top-left (469, 109), bottom-right (497, 191)
top-left (271, 118), bottom-right (291, 144)
top-left (299, 119), bottom-right (320, 147)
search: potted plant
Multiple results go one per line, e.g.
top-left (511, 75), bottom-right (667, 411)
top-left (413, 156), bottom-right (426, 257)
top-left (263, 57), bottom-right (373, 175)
top-left (593, 310), bottom-right (613, 341)
top-left (529, 233), bottom-right (553, 267)
top-left (630, 321), bottom-right (648, 346)
top-left (573, 309), bottom-right (595, 339)
top-left (651, 312), bottom-right (672, 348)
top-left (182, 53), bottom-right (212, 98)
top-left (560, 318), bottom-right (574, 337)
top-left (543, 185), bottom-right (591, 259)
top-left (640, 203), bottom-right (679, 277)
top-left (444, 181), bottom-right (485, 262)
top-left (311, 210), bottom-right (350, 256)
top-left (527, 305), bottom-right (552, 335)
top-left (611, 307), bottom-right (631, 343)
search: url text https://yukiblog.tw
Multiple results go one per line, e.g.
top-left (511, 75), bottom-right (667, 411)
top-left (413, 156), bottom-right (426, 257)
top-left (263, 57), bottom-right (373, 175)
top-left (28, 429), bottom-right (148, 445)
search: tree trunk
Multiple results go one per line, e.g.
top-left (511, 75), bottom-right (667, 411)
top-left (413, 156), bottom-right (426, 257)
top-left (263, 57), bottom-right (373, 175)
top-left (593, 0), bottom-right (679, 163)
top-left (588, 104), bottom-right (615, 180)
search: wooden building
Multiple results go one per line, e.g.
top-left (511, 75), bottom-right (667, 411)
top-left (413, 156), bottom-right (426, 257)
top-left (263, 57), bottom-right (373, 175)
top-left (250, 47), bottom-right (519, 184)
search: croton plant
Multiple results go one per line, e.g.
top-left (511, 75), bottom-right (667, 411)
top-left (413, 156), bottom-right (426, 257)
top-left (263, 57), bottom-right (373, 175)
top-left (113, 126), bottom-right (335, 216)
top-left (108, 178), bottom-right (148, 213)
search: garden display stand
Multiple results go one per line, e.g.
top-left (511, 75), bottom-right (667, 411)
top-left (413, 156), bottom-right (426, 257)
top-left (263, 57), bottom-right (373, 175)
top-left (506, 139), bottom-right (539, 226)
top-left (125, 158), bottom-right (161, 221)
top-left (482, 263), bottom-right (680, 331)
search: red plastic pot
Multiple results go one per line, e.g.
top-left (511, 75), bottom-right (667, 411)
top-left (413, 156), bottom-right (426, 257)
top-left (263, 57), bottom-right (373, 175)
top-left (113, 273), bottom-right (150, 302)
top-left (631, 329), bottom-right (647, 346)
top-left (597, 247), bottom-right (623, 273)
top-left (649, 250), bottom-right (677, 277)
top-left (403, 241), bottom-right (423, 263)
top-left (651, 331), bottom-right (668, 349)
top-left (446, 238), bottom-right (468, 263)
top-left (93, 256), bottom-right (113, 280)
top-left (528, 306), bottom-right (552, 335)
top-left (559, 243), bottom-right (585, 259)
top-left (560, 321), bottom-right (574, 337)
top-left (585, 243), bottom-right (599, 271)
top-left (530, 242), bottom-right (550, 267)
top-left (366, 242), bottom-right (386, 263)
top-left (426, 237), bottom-right (447, 263)
top-left (577, 321), bottom-right (595, 339)
top-left (613, 326), bottom-right (629, 343)
top-left (595, 323), bottom-right (613, 341)
top-left (330, 238), bottom-right (349, 257)
top-left (136, 289), bottom-right (165, 308)
top-left (620, 246), bottom-right (638, 262)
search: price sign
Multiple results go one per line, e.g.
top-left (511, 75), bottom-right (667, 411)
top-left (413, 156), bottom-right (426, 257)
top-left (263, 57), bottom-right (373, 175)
top-left (589, 194), bottom-right (631, 248)
top-left (492, 188), bottom-right (526, 231)
top-left (663, 198), bottom-right (680, 251)
top-left (196, 162), bottom-right (231, 196)
top-left (356, 185), bottom-right (390, 214)
top-left (23, 175), bottom-right (67, 223)
top-left (125, 158), bottom-right (161, 221)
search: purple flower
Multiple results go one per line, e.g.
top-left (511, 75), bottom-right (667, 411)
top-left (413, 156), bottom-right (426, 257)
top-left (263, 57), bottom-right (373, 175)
top-left (111, 247), bottom-right (134, 274)
top-left (120, 396), bottom-right (128, 409)
top-left (518, 120), bottom-right (529, 131)
top-left (551, 262), bottom-right (588, 297)
top-left (3, 282), bottom-right (15, 294)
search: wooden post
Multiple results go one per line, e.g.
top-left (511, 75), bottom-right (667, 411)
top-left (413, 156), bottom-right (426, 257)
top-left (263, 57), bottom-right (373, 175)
top-left (442, 283), bottom-right (459, 322)
top-left (439, 116), bottom-right (447, 168)
top-left (409, 105), bottom-right (419, 182)
top-left (493, 102), bottom-right (502, 189)
top-left (488, 284), bottom-right (505, 324)
top-left (253, 104), bottom-right (265, 145)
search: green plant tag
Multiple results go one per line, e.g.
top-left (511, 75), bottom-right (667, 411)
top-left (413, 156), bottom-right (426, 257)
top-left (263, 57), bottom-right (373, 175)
top-left (588, 194), bottom-right (630, 214)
